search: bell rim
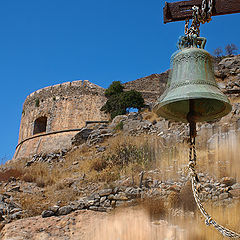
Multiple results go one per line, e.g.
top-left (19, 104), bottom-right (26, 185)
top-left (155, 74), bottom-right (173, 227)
top-left (153, 95), bottom-right (232, 123)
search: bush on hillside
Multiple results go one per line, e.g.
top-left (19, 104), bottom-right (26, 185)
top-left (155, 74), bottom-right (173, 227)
top-left (101, 81), bottom-right (145, 119)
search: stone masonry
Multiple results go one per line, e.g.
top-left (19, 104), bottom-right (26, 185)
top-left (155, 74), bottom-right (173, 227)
top-left (14, 80), bottom-right (108, 160)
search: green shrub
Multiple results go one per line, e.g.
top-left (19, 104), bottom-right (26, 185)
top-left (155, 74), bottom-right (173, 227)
top-left (35, 98), bottom-right (40, 107)
top-left (115, 121), bottom-right (124, 131)
top-left (101, 81), bottom-right (145, 119)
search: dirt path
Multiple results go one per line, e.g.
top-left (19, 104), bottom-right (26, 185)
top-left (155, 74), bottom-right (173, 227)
top-left (1, 209), bottom-right (189, 240)
top-left (1, 210), bottom-right (106, 240)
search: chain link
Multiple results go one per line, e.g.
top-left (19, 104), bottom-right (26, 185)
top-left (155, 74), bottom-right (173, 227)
top-left (201, 0), bottom-right (207, 22)
top-left (188, 135), bottom-right (240, 239)
top-left (207, 0), bottom-right (213, 22)
top-left (185, 0), bottom-right (213, 37)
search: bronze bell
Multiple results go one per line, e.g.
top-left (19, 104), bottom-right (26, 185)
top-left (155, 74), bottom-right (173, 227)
top-left (153, 36), bottom-right (232, 123)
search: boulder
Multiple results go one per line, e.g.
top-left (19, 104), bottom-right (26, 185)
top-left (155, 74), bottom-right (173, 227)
top-left (98, 189), bottom-right (112, 197)
top-left (220, 177), bottom-right (236, 187)
top-left (58, 206), bottom-right (73, 216)
top-left (111, 115), bottom-right (128, 127)
top-left (42, 210), bottom-right (55, 218)
top-left (71, 128), bottom-right (93, 146)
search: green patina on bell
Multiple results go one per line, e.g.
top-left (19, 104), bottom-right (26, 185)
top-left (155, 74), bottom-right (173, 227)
top-left (153, 36), bottom-right (232, 123)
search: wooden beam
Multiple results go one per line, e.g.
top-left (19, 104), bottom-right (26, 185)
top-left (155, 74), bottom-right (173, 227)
top-left (164, 0), bottom-right (240, 23)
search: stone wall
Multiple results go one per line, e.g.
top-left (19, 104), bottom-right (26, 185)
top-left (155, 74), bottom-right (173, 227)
top-left (14, 80), bottom-right (108, 160)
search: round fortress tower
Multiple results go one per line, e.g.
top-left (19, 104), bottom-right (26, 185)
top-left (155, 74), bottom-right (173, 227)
top-left (14, 80), bottom-right (108, 160)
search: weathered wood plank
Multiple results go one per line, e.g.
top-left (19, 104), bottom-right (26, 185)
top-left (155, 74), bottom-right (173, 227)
top-left (164, 0), bottom-right (240, 23)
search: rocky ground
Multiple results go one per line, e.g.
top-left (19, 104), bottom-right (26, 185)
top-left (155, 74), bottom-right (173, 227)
top-left (0, 54), bottom-right (239, 239)
top-left (1, 208), bottom-right (199, 240)
top-left (1, 210), bottom-right (106, 240)
top-left (1, 109), bottom-right (240, 239)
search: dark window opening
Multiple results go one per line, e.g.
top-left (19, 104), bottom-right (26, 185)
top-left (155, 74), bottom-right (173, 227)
top-left (33, 117), bottom-right (47, 135)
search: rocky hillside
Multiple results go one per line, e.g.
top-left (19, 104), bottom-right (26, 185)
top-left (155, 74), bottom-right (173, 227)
top-left (1, 108), bottom-right (240, 239)
top-left (1, 55), bottom-right (240, 239)
top-left (123, 72), bottom-right (168, 104)
top-left (123, 55), bottom-right (240, 104)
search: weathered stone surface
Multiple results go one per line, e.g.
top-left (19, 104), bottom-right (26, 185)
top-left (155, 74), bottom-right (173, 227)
top-left (111, 115), bottom-right (128, 126)
top-left (231, 183), bottom-right (240, 190)
top-left (88, 206), bottom-right (99, 211)
top-left (100, 196), bottom-right (107, 203)
top-left (1, 209), bottom-right (196, 240)
top-left (219, 192), bottom-right (229, 200)
top-left (98, 189), bottom-right (112, 197)
top-left (13, 80), bottom-right (108, 161)
top-left (229, 189), bottom-right (240, 198)
top-left (1, 210), bottom-right (107, 240)
top-left (42, 210), bottom-right (55, 218)
top-left (58, 206), bottom-right (73, 216)
top-left (123, 72), bottom-right (169, 104)
top-left (49, 205), bottom-right (60, 213)
top-left (220, 177), bottom-right (236, 186)
top-left (113, 192), bottom-right (128, 201)
top-left (71, 128), bottom-right (93, 146)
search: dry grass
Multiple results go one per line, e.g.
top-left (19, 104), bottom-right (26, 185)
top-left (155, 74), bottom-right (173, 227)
top-left (21, 161), bottom-right (77, 188)
top-left (17, 193), bottom-right (49, 217)
top-left (88, 207), bottom-right (205, 240)
top-left (2, 125), bottom-right (239, 237)
top-left (230, 96), bottom-right (240, 104)
top-left (0, 168), bottom-right (24, 182)
top-left (148, 129), bottom-right (240, 182)
top-left (65, 134), bottom-right (157, 183)
top-left (142, 109), bottom-right (160, 123)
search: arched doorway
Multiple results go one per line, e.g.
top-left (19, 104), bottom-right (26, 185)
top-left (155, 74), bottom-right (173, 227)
top-left (33, 117), bottom-right (47, 135)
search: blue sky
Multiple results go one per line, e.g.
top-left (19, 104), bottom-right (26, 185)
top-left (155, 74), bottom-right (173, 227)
top-left (0, 0), bottom-right (239, 160)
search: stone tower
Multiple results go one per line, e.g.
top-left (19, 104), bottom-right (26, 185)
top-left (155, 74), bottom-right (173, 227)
top-left (14, 80), bottom-right (108, 160)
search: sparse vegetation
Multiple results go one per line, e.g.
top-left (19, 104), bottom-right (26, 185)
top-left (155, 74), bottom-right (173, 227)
top-left (35, 98), bottom-right (40, 107)
top-left (22, 162), bottom-right (56, 187)
top-left (68, 135), bottom-right (156, 183)
top-left (114, 121), bottom-right (124, 130)
top-left (101, 81), bottom-right (145, 119)
top-left (225, 43), bottom-right (238, 56)
top-left (0, 168), bottom-right (23, 182)
top-left (213, 47), bottom-right (223, 57)
top-left (214, 43), bottom-right (238, 57)
top-left (0, 125), bottom-right (239, 239)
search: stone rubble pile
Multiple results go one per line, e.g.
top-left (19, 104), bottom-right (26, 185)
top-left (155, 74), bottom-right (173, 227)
top-left (25, 149), bottom-right (68, 167)
top-left (0, 191), bottom-right (24, 225)
top-left (71, 125), bottom-right (114, 147)
top-left (42, 173), bottom-right (240, 218)
top-left (70, 101), bottom-right (240, 150)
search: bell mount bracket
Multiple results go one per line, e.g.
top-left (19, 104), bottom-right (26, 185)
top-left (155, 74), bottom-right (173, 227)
top-left (164, 0), bottom-right (240, 24)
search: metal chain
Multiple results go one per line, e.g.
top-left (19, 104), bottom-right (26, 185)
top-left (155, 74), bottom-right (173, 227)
top-left (188, 135), bottom-right (240, 239)
top-left (185, 0), bottom-right (213, 37)
top-left (185, 6), bottom-right (200, 37)
top-left (201, 0), bottom-right (207, 22)
top-left (207, 0), bottom-right (213, 22)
